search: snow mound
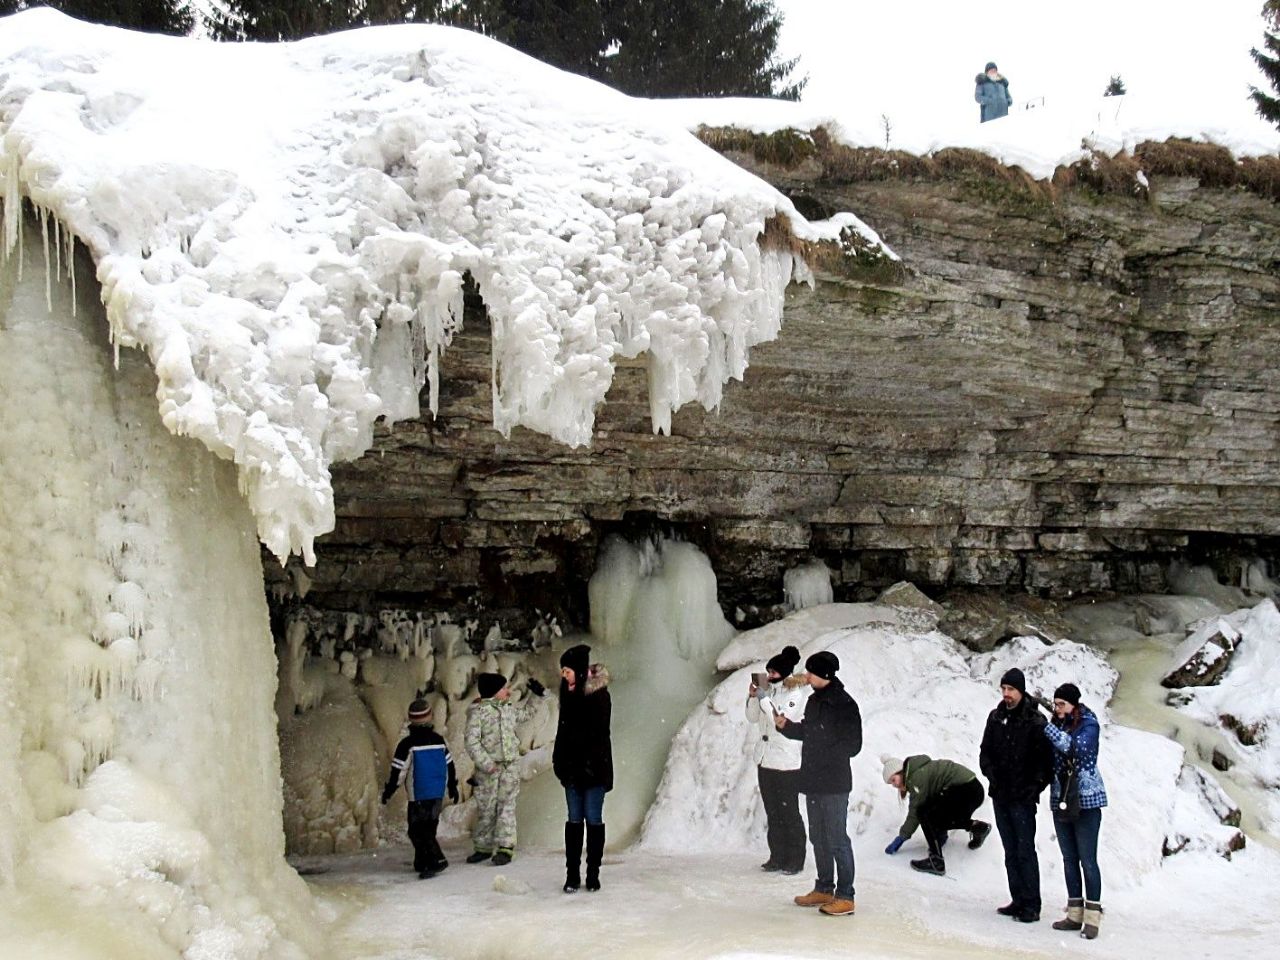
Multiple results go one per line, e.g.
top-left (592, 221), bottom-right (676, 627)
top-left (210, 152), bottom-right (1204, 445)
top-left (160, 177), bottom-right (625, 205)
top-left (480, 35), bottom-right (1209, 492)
top-left (0, 10), bottom-right (880, 562)
top-left (646, 603), bottom-right (1209, 891)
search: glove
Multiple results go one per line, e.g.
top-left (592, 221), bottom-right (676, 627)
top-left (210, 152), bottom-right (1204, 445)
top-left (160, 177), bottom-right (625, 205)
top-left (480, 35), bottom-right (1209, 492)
top-left (527, 678), bottom-right (545, 697)
top-left (884, 835), bottom-right (906, 855)
top-left (380, 786), bottom-right (395, 806)
top-left (448, 784), bottom-right (460, 804)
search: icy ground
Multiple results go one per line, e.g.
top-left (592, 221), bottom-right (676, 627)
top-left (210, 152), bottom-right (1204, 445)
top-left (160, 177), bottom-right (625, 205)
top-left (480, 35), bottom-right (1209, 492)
top-left (300, 841), bottom-right (1280, 960)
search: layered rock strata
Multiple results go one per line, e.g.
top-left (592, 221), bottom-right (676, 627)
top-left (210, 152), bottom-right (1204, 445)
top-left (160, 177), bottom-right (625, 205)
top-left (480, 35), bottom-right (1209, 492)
top-left (272, 147), bottom-right (1280, 628)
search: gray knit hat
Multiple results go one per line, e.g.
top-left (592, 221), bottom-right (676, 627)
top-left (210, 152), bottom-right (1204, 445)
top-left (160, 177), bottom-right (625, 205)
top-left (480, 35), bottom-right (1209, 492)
top-left (882, 757), bottom-right (904, 784)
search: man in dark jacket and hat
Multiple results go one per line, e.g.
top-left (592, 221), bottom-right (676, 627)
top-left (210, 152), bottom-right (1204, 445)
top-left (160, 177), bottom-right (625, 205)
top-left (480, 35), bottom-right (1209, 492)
top-left (979, 667), bottom-right (1053, 922)
top-left (975, 62), bottom-right (1012, 122)
top-left (775, 650), bottom-right (863, 917)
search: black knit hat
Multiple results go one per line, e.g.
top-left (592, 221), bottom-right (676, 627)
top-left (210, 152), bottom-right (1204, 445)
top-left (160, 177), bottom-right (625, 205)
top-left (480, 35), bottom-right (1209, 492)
top-left (1000, 667), bottom-right (1027, 694)
top-left (1053, 682), bottom-right (1081, 706)
top-left (559, 644), bottom-right (591, 680)
top-left (407, 699), bottom-right (432, 722)
top-left (766, 645), bottom-right (801, 677)
top-left (805, 650), bottom-right (840, 681)
top-left (985, 61), bottom-right (998, 71)
top-left (477, 672), bottom-right (507, 699)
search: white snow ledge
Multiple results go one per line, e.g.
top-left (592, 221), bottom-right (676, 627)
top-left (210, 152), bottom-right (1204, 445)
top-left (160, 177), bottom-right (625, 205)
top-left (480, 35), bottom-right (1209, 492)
top-left (0, 11), bottom-right (881, 563)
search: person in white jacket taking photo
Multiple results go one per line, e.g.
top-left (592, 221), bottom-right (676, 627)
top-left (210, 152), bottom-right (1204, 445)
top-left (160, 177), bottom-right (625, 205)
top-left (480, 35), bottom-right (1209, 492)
top-left (746, 645), bottom-right (811, 875)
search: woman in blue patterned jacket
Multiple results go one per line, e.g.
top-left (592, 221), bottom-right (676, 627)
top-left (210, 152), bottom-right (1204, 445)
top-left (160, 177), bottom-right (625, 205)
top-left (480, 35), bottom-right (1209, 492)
top-left (1044, 682), bottom-right (1107, 940)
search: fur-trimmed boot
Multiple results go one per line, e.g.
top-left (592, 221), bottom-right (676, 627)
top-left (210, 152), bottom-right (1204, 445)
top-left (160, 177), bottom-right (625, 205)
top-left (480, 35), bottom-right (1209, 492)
top-left (564, 821), bottom-right (584, 893)
top-left (1081, 901), bottom-right (1102, 939)
top-left (585, 823), bottom-right (605, 892)
top-left (1052, 898), bottom-right (1084, 931)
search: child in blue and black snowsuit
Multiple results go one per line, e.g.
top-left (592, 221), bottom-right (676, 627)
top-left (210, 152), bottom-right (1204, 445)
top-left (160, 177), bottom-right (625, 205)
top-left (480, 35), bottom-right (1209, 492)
top-left (381, 699), bottom-right (459, 878)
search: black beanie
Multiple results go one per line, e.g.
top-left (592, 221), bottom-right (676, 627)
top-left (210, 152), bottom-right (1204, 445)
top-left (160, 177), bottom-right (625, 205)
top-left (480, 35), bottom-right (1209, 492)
top-left (1000, 668), bottom-right (1027, 694)
top-left (805, 651), bottom-right (840, 681)
top-left (559, 644), bottom-right (591, 689)
top-left (766, 645), bottom-right (801, 677)
top-left (985, 61), bottom-right (998, 71)
top-left (477, 672), bottom-right (507, 699)
top-left (407, 699), bottom-right (431, 722)
top-left (1053, 682), bottom-right (1081, 706)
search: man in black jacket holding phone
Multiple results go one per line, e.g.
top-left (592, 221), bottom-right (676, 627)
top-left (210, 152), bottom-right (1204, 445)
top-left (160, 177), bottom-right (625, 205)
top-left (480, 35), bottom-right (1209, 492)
top-left (776, 650), bottom-right (863, 917)
top-left (979, 667), bottom-right (1053, 923)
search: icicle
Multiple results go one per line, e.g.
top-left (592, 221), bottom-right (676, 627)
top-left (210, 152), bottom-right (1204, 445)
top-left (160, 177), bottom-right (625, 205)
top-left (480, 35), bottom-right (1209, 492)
top-left (66, 229), bottom-right (76, 317)
top-left (39, 205), bottom-right (51, 311)
top-left (1, 152), bottom-right (19, 260)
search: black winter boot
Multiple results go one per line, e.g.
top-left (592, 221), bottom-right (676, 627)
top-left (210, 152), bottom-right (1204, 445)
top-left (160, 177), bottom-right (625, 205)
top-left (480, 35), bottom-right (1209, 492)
top-left (910, 855), bottom-right (946, 876)
top-left (585, 823), bottom-right (605, 892)
top-left (564, 821), bottom-right (584, 893)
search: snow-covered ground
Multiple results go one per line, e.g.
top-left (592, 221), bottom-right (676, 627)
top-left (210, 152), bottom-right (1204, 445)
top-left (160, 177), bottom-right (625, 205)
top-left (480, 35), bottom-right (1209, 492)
top-left (301, 840), bottom-right (1280, 960)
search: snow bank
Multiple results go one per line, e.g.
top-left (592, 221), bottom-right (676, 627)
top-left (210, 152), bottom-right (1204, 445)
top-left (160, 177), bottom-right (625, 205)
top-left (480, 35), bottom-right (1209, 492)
top-left (0, 9), bottom-right (881, 564)
top-left (666, 87), bottom-right (1280, 182)
top-left (644, 603), bottom-right (1224, 893)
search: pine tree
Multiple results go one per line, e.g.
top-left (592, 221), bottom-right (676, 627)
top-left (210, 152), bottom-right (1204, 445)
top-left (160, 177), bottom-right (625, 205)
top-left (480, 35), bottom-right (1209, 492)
top-left (0, 0), bottom-right (193, 34)
top-left (601, 0), bottom-right (803, 99)
top-left (207, 1), bottom-right (466, 41)
top-left (465, 0), bottom-right (606, 77)
top-left (1104, 74), bottom-right (1126, 97)
top-left (1250, 0), bottom-right (1280, 127)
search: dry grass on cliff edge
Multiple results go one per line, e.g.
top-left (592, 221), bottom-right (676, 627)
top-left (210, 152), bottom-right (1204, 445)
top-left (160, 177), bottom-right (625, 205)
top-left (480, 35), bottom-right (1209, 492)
top-left (696, 125), bottom-right (1280, 203)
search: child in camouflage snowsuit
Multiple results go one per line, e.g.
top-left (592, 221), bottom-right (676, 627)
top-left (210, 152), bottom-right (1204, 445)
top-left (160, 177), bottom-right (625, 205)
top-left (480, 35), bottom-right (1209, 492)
top-left (464, 672), bottom-right (545, 865)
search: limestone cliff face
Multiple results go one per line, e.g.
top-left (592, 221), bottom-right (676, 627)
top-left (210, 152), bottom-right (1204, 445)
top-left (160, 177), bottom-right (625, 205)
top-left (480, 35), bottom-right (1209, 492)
top-left (275, 153), bottom-right (1280, 627)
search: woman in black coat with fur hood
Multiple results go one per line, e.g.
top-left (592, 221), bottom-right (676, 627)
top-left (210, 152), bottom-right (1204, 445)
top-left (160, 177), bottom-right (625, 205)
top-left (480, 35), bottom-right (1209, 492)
top-left (554, 643), bottom-right (613, 893)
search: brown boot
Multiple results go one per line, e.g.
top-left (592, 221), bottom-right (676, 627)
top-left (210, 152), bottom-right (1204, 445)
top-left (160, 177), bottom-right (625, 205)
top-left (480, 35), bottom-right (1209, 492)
top-left (1052, 898), bottom-right (1083, 931)
top-left (819, 898), bottom-right (856, 916)
top-left (794, 890), bottom-right (836, 907)
top-left (1082, 901), bottom-right (1103, 939)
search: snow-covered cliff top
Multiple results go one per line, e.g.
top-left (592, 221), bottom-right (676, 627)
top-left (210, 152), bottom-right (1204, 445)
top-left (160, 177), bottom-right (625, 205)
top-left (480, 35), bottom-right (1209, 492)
top-left (667, 87), bottom-right (1280, 181)
top-left (0, 10), bottom-right (877, 562)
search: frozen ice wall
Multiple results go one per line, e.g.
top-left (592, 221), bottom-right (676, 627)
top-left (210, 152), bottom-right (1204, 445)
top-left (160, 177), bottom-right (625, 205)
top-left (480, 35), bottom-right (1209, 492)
top-left (0, 219), bottom-right (314, 958)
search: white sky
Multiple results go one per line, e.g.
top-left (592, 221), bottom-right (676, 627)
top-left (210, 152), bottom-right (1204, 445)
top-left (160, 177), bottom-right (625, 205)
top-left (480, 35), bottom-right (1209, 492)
top-left (775, 0), bottom-right (1272, 128)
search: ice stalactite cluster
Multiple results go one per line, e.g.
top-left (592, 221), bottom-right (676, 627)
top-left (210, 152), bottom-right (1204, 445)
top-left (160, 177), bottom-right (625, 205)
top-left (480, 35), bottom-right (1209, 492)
top-left (0, 10), bottom-right (876, 565)
top-left (272, 606), bottom-right (561, 855)
top-left (272, 535), bottom-right (736, 854)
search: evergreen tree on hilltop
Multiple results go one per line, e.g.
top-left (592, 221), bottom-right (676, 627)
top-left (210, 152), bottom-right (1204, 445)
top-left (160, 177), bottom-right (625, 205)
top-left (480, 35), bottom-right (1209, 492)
top-left (602, 0), bottom-right (804, 99)
top-left (1104, 74), bottom-right (1126, 96)
top-left (1250, 0), bottom-right (1280, 127)
top-left (466, 0), bottom-right (607, 77)
top-left (0, 0), bottom-right (193, 34)
top-left (207, 1), bottom-right (468, 41)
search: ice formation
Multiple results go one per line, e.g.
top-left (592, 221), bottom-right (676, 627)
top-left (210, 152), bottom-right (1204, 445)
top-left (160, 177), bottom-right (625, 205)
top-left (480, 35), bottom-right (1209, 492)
top-left (274, 535), bottom-right (735, 855)
top-left (782, 558), bottom-right (834, 611)
top-left (0, 9), bottom-right (878, 565)
top-left (0, 221), bottom-right (313, 958)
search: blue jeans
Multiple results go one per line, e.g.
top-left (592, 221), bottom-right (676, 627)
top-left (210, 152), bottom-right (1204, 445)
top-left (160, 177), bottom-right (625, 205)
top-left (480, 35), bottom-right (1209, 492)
top-left (1055, 807), bottom-right (1102, 901)
top-left (565, 785), bottom-right (606, 825)
top-left (805, 793), bottom-right (855, 899)
top-left (994, 799), bottom-right (1041, 914)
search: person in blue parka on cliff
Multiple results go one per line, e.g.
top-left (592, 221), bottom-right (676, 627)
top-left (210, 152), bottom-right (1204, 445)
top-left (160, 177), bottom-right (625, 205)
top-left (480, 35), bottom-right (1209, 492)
top-left (975, 62), bottom-right (1012, 122)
